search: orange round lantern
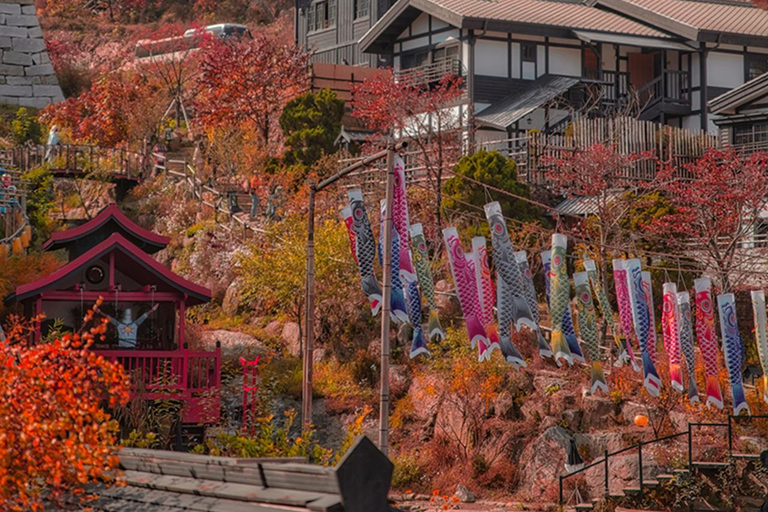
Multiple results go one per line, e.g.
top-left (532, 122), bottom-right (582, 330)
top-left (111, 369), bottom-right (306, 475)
top-left (634, 414), bottom-right (649, 427)
top-left (11, 236), bottom-right (22, 255)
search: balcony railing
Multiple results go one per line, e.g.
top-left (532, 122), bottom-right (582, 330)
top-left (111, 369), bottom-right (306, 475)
top-left (395, 57), bottom-right (462, 86)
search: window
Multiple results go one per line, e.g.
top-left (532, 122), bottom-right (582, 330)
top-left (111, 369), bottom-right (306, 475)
top-left (583, 46), bottom-right (599, 80)
top-left (433, 44), bottom-right (459, 62)
top-left (746, 54), bottom-right (768, 81)
top-left (734, 122), bottom-right (768, 148)
top-left (401, 51), bottom-right (429, 70)
top-left (354, 0), bottom-right (369, 19)
top-left (308, 0), bottom-right (336, 32)
top-left (521, 43), bottom-right (536, 63)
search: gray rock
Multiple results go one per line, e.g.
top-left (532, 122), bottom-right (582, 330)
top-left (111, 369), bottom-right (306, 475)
top-left (0, 26), bottom-right (26, 38)
top-left (23, 62), bottom-right (53, 75)
top-left (281, 321), bottom-right (301, 357)
top-left (21, 4), bottom-right (35, 14)
top-left (221, 277), bottom-right (246, 316)
top-left (12, 37), bottom-right (45, 53)
top-left (6, 15), bottom-right (39, 27)
top-left (26, 26), bottom-right (42, 39)
top-left (18, 96), bottom-right (52, 108)
top-left (0, 4), bottom-right (20, 15)
top-left (32, 84), bottom-right (61, 97)
top-left (0, 37), bottom-right (11, 49)
top-left (0, 84), bottom-right (30, 96)
top-left (0, 63), bottom-right (23, 76)
top-left (454, 485), bottom-right (475, 503)
top-left (6, 75), bottom-right (34, 85)
top-left (2, 50), bottom-right (31, 66)
top-left (199, 329), bottom-right (266, 357)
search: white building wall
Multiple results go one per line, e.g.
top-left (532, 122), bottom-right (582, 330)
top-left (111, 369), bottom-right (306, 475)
top-left (475, 40), bottom-right (508, 77)
top-left (511, 43), bottom-right (521, 79)
top-left (707, 51), bottom-right (744, 89)
top-left (431, 30), bottom-right (460, 45)
top-left (411, 13), bottom-right (429, 35)
top-left (401, 36), bottom-right (429, 51)
top-left (537, 45), bottom-right (546, 77)
top-left (549, 46), bottom-right (581, 76)
top-left (602, 44), bottom-right (616, 72)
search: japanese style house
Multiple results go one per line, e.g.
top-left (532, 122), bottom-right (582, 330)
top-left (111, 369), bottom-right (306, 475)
top-left (8, 204), bottom-right (220, 424)
top-left (299, 0), bottom-right (768, 138)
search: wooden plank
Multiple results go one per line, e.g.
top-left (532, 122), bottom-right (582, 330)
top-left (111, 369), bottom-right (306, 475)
top-left (259, 467), bottom-right (340, 494)
top-left (121, 459), bottom-right (267, 486)
top-left (124, 471), bottom-right (333, 507)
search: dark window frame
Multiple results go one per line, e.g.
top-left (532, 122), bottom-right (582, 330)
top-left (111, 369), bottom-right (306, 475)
top-left (354, 0), bottom-right (369, 19)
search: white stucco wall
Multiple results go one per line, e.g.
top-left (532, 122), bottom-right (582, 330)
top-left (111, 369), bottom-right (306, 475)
top-left (475, 39), bottom-right (508, 77)
top-left (549, 46), bottom-right (581, 76)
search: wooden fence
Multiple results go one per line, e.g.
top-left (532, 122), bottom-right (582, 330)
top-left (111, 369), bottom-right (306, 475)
top-left (479, 116), bottom-right (719, 185)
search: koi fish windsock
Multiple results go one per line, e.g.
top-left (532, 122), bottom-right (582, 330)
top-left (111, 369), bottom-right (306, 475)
top-left (584, 259), bottom-right (629, 366)
top-left (340, 206), bottom-right (358, 264)
top-left (717, 293), bottom-right (750, 416)
top-left (541, 250), bottom-right (581, 364)
top-left (641, 271), bottom-right (658, 365)
top-left (677, 292), bottom-right (699, 404)
top-left (405, 273), bottom-right (429, 359)
top-left (484, 202), bottom-right (547, 359)
top-left (694, 278), bottom-right (724, 409)
top-left (347, 189), bottom-right (382, 316)
top-left (471, 237), bottom-right (502, 358)
top-left (612, 259), bottom-right (640, 372)
top-left (574, 271), bottom-right (609, 394)
top-left (545, 234), bottom-right (575, 366)
top-left (392, 155), bottom-right (416, 282)
top-left (409, 223), bottom-right (445, 341)
top-left (625, 259), bottom-right (661, 396)
top-left (662, 283), bottom-right (685, 393)
top-left (750, 289), bottom-right (768, 404)
top-left (378, 199), bottom-right (409, 324)
top-left (443, 227), bottom-right (489, 358)
top-left (514, 250), bottom-right (552, 358)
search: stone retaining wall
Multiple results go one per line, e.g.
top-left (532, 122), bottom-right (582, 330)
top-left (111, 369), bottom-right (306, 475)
top-left (0, 0), bottom-right (63, 109)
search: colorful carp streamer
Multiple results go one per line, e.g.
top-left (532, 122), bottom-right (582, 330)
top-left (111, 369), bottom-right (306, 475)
top-left (409, 223), bottom-right (445, 341)
top-left (677, 292), bottom-right (699, 404)
top-left (484, 201), bottom-right (544, 361)
top-left (541, 250), bottom-right (581, 363)
top-left (612, 259), bottom-right (640, 372)
top-left (340, 206), bottom-right (358, 264)
top-left (694, 278), bottom-right (724, 410)
top-left (347, 189), bottom-right (382, 316)
top-left (584, 259), bottom-right (629, 366)
top-left (514, 250), bottom-right (552, 358)
top-left (717, 293), bottom-right (751, 416)
top-left (625, 259), bottom-right (661, 396)
top-left (443, 227), bottom-right (489, 359)
top-left (662, 283), bottom-right (684, 392)
top-left (471, 237), bottom-right (501, 358)
top-left (573, 271), bottom-right (609, 394)
top-left (750, 290), bottom-right (768, 404)
top-left (641, 271), bottom-right (657, 365)
top-left (378, 199), bottom-right (409, 324)
top-left (544, 234), bottom-right (575, 366)
top-left (392, 155), bottom-right (416, 283)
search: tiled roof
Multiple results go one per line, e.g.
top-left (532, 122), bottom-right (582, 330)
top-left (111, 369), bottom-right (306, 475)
top-left (475, 75), bottom-right (581, 131)
top-left (431, 0), bottom-right (669, 36)
top-left (626, 0), bottom-right (768, 37)
top-left (709, 71), bottom-right (768, 115)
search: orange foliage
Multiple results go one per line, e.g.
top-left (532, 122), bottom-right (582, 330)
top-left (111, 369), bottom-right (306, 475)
top-left (0, 252), bottom-right (62, 317)
top-left (0, 302), bottom-right (130, 511)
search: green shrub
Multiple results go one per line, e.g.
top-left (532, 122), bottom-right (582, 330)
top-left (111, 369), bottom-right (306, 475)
top-left (10, 107), bottom-right (42, 145)
top-left (392, 453), bottom-right (423, 489)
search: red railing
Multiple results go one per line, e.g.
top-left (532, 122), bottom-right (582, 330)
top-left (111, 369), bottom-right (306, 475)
top-left (94, 345), bottom-right (221, 424)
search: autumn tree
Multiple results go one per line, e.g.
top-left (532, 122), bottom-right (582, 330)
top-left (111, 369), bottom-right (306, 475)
top-left (352, 73), bottom-right (465, 229)
top-left (0, 310), bottom-right (129, 510)
top-left (195, 35), bottom-right (310, 153)
top-left (651, 148), bottom-right (768, 291)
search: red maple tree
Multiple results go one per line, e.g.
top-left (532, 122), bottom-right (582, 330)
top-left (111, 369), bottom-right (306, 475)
top-left (651, 148), bottom-right (768, 291)
top-left (351, 72), bottom-right (464, 228)
top-left (195, 35), bottom-right (310, 153)
top-left (0, 303), bottom-right (129, 511)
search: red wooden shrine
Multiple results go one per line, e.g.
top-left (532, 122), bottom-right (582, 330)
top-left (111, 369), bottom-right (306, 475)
top-left (10, 204), bottom-right (220, 424)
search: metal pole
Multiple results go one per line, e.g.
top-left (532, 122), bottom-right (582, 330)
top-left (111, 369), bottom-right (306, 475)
top-left (379, 148), bottom-right (395, 455)
top-left (302, 183), bottom-right (317, 430)
top-left (727, 416), bottom-right (733, 456)
top-left (688, 423), bottom-right (693, 472)
top-left (559, 475), bottom-right (564, 506)
top-left (638, 442), bottom-right (643, 496)
top-left (604, 449), bottom-right (609, 497)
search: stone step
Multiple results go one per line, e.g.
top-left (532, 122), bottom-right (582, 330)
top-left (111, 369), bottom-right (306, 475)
top-left (656, 474), bottom-right (675, 482)
top-left (622, 487), bottom-right (642, 496)
top-left (672, 468), bottom-right (690, 475)
top-left (607, 492), bottom-right (625, 500)
top-left (691, 461), bottom-right (730, 470)
top-left (575, 504), bottom-right (594, 512)
top-left (643, 479), bottom-right (660, 488)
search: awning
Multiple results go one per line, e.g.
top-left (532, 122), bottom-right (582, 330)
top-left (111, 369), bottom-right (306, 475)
top-left (551, 192), bottom-right (624, 217)
top-left (475, 75), bottom-right (580, 131)
top-left (574, 30), bottom-right (696, 52)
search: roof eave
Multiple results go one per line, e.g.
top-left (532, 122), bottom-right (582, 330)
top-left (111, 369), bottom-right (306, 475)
top-left (595, 0), bottom-right (700, 41)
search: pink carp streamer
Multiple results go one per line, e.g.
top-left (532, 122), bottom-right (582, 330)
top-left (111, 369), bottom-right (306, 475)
top-left (641, 271), bottom-right (657, 364)
top-left (612, 259), bottom-right (640, 372)
top-left (443, 227), bottom-right (489, 360)
top-left (694, 278), bottom-right (723, 409)
top-left (662, 282), bottom-right (684, 392)
top-left (392, 155), bottom-right (416, 282)
top-left (471, 237), bottom-right (501, 359)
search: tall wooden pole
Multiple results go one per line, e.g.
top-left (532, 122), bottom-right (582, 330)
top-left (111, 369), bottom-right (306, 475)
top-left (379, 149), bottom-right (396, 455)
top-left (301, 142), bottom-right (407, 433)
top-left (302, 183), bottom-right (316, 430)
